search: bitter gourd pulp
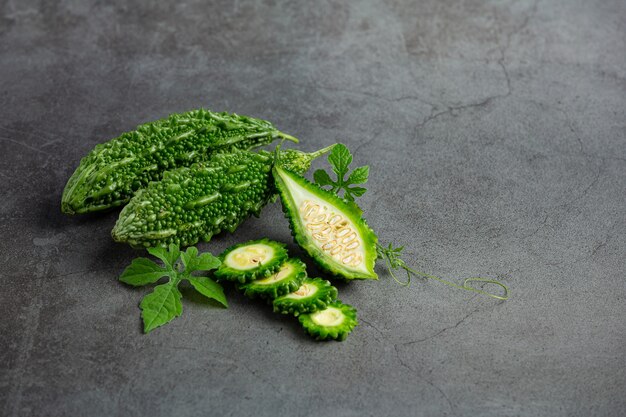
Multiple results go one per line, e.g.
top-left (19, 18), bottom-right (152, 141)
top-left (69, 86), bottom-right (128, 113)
top-left (273, 277), bottom-right (338, 316)
top-left (239, 257), bottom-right (307, 299)
top-left (62, 109), bottom-right (297, 215)
top-left (112, 146), bottom-right (334, 248)
top-left (273, 167), bottom-right (378, 280)
top-left (299, 301), bottom-right (358, 341)
top-left (215, 239), bottom-right (289, 283)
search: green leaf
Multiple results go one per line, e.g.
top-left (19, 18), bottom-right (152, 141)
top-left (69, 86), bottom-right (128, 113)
top-left (180, 246), bottom-right (199, 269)
top-left (328, 143), bottom-right (352, 178)
top-left (348, 186), bottom-right (367, 197)
top-left (187, 277), bottom-right (228, 307)
top-left (140, 282), bottom-right (183, 333)
top-left (147, 243), bottom-right (180, 268)
top-left (181, 247), bottom-right (221, 272)
top-left (313, 169), bottom-right (334, 187)
top-left (191, 252), bottom-right (221, 272)
top-left (119, 258), bottom-right (169, 287)
top-left (347, 166), bottom-right (369, 184)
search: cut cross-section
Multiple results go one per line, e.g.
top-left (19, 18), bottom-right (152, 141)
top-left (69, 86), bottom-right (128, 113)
top-left (215, 239), bottom-right (288, 283)
top-left (239, 258), bottom-right (307, 299)
top-left (273, 167), bottom-right (378, 280)
top-left (273, 277), bottom-right (338, 316)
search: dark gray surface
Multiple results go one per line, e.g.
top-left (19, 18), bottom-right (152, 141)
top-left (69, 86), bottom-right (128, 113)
top-left (1, 0), bottom-right (625, 416)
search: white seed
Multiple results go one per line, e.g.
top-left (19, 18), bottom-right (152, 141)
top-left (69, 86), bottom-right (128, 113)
top-left (345, 241), bottom-right (359, 250)
top-left (342, 232), bottom-right (357, 244)
top-left (313, 232), bottom-right (329, 242)
top-left (328, 214), bottom-right (342, 225)
top-left (330, 245), bottom-right (343, 256)
top-left (336, 228), bottom-right (351, 238)
top-left (322, 240), bottom-right (337, 251)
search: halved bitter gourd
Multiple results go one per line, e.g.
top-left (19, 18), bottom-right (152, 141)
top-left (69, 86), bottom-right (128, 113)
top-left (239, 258), bottom-right (307, 299)
top-left (273, 277), bottom-right (338, 316)
top-left (298, 301), bottom-right (358, 341)
top-left (214, 239), bottom-right (288, 283)
top-left (273, 166), bottom-right (378, 280)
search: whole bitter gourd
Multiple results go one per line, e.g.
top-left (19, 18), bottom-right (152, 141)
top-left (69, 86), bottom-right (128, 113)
top-left (62, 109), bottom-right (297, 215)
top-left (273, 166), bottom-right (378, 280)
top-left (112, 146), bottom-right (334, 248)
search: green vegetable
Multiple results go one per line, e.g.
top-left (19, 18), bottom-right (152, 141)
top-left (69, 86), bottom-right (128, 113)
top-left (311, 144), bottom-right (510, 300)
top-left (273, 166), bottom-right (378, 280)
top-left (62, 109), bottom-right (298, 215)
top-left (273, 277), bottom-right (338, 316)
top-left (239, 257), bottom-right (307, 299)
top-left (313, 143), bottom-right (369, 203)
top-left (214, 239), bottom-right (288, 283)
top-left (119, 244), bottom-right (225, 333)
top-left (112, 145), bottom-right (334, 248)
top-left (298, 301), bottom-right (358, 341)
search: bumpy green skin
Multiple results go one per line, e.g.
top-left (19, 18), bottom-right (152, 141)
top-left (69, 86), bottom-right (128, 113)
top-left (273, 167), bottom-right (378, 280)
top-left (214, 239), bottom-right (288, 284)
top-left (238, 258), bottom-right (307, 299)
top-left (111, 149), bottom-right (321, 248)
top-left (62, 109), bottom-right (297, 215)
top-left (272, 277), bottom-right (338, 316)
top-left (298, 301), bottom-right (358, 341)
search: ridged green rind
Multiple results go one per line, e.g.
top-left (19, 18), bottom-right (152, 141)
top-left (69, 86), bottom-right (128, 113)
top-left (111, 149), bottom-right (320, 248)
top-left (273, 167), bottom-right (378, 280)
top-left (272, 277), bottom-right (338, 316)
top-left (239, 257), bottom-right (307, 299)
top-left (298, 301), bottom-right (358, 341)
top-left (62, 109), bottom-right (295, 215)
top-left (214, 239), bottom-right (288, 284)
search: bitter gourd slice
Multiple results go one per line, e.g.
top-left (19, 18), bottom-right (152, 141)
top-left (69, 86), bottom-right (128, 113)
top-left (214, 239), bottom-right (288, 283)
top-left (238, 257), bottom-right (307, 299)
top-left (298, 301), bottom-right (357, 341)
top-left (273, 166), bottom-right (378, 280)
top-left (272, 277), bottom-right (338, 316)
top-left (111, 146), bottom-right (333, 248)
top-left (62, 109), bottom-right (297, 215)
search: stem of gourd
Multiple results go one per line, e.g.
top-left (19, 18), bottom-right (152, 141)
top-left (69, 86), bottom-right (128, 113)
top-left (277, 131), bottom-right (299, 143)
top-left (308, 144), bottom-right (336, 159)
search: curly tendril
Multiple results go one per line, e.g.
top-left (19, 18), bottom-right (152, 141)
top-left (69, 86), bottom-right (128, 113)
top-left (376, 243), bottom-right (510, 300)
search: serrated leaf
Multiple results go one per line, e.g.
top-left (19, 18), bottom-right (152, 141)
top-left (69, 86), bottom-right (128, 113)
top-left (140, 282), bottom-right (183, 333)
top-left (180, 246), bottom-right (198, 269)
top-left (328, 143), bottom-right (352, 178)
top-left (147, 243), bottom-right (180, 268)
top-left (347, 166), bottom-right (369, 185)
top-left (181, 247), bottom-right (221, 272)
top-left (187, 277), bottom-right (228, 307)
top-left (313, 169), bottom-right (334, 186)
top-left (348, 186), bottom-right (367, 197)
top-left (119, 258), bottom-right (169, 287)
top-left (191, 252), bottom-right (221, 272)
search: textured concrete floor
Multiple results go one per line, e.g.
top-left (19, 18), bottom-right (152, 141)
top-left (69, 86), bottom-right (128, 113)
top-left (1, 0), bottom-right (625, 416)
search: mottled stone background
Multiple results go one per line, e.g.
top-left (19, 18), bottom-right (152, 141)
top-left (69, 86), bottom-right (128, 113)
top-left (1, 0), bottom-right (624, 416)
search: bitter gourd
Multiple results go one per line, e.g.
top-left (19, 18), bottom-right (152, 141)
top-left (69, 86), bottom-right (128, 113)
top-left (272, 277), bottom-right (338, 316)
top-left (238, 257), bottom-right (307, 299)
top-left (273, 166), bottom-right (378, 280)
top-left (298, 301), bottom-right (358, 341)
top-left (62, 109), bottom-right (297, 215)
top-left (112, 146), bottom-right (333, 248)
top-left (214, 239), bottom-right (288, 283)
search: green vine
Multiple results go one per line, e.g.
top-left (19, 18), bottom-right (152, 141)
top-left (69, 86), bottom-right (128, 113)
top-left (376, 243), bottom-right (509, 300)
